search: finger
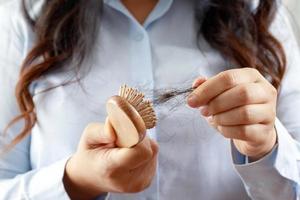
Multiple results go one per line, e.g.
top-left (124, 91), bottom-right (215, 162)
top-left (204, 83), bottom-right (270, 116)
top-left (118, 148), bottom-right (157, 193)
top-left (216, 124), bottom-right (271, 144)
top-left (128, 139), bottom-right (159, 171)
top-left (192, 76), bottom-right (207, 88)
top-left (139, 151), bottom-right (158, 189)
top-left (212, 104), bottom-right (274, 126)
top-left (149, 139), bottom-right (159, 158)
top-left (110, 137), bottom-right (154, 169)
top-left (188, 68), bottom-right (263, 108)
top-left (81, 122), bottom-right (116, 150)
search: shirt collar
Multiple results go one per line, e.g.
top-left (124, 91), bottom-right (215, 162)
top-left (103, 0), bottom-right (174, 28)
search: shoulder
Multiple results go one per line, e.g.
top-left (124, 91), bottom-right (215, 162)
top-left (270, 4), bottom-right (300, 94)
top-left (0, 0), bottom-right (39, 66)
top-left (270, 3), bottom-right (299, 70)
top-left (270, 3), bottom-right (296, 43)
top-left (0, 0), bottom-right (25, 27)
top-left (0, 0), bottom-right (28, 44)
top-left (270, 3), bottom-right (298, 52)
top-left (0, 0), bottom-right (42, 42)
top-left (0, 0), bottom-right (35, 78)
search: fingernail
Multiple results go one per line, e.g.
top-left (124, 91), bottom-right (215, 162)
top-left (187, 94), bottom-right (199, 108)
top-left (200, 106), bottom-right (210, 116)
top-left (192, 77), bottom-right (207, 88)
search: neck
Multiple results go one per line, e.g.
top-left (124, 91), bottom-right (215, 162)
top-left (121, 0), bottom-right (159, 24)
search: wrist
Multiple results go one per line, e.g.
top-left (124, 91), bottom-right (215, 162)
top-left (248, 128), bottom-right (277, 162)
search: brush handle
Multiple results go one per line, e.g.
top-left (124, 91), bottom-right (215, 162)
top-left (105, 96), bottom-right (147, 148)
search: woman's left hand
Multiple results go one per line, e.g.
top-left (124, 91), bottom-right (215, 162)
top-left (188, 68), bottom-right (277, 161)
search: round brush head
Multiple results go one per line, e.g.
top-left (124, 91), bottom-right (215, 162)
top-left (106, 85), bottom-right (157, 147)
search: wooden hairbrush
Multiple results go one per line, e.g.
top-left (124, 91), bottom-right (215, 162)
top-left (105, 85), bottom-right (157, 148)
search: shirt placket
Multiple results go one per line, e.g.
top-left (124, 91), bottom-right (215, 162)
top-left (103, 1), bottom-right (174, 199)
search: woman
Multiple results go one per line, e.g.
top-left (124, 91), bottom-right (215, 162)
top-left (0, 0), bottom-right (299, 199)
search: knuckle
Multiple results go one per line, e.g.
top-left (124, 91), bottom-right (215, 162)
top-left (237, 126), bottom-right (249, 139)
top-left (218, 126), bottom-right (230, 138)
top-left (221, 131), bottom-right (232, 139)
top-left (248, 67), bottom-right (260, 75)
top-left (241, 107), bottom-right (253, 122)
top-left (220, 71), bottom-right (237, 87)
top-left (270, 86), bottom-right (278, 98)
top-left (239, 86), bottom-right (252, 104)
top-left (246, 67), bottom-right (261, 78)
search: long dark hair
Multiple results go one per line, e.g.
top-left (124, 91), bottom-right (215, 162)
top-left (5, 0), bottom-right (286, 149)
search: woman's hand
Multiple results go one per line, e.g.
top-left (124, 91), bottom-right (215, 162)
top-left (188, 68), bottom-right (277, 161)
top-left (63, 123), bottom-right (158, 200)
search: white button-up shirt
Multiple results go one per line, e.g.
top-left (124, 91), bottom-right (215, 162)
top-left (1, 0), bottom-right (300, 199)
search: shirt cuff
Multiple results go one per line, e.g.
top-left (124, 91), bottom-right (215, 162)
top-left (231, 118), bottom-right (300, 199)
top-left (27, 157), bottom-right (109, 200)
top-left (25, 157), bottom-right (71, 199)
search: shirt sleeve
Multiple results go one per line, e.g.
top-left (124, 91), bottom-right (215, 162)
top-left (0, 1), bottom-right (71, 199)
top-left (231, 4), bottom-right (300, 200)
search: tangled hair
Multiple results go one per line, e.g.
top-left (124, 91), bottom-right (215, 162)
top-left (5, 0), bottom-right (286, 149)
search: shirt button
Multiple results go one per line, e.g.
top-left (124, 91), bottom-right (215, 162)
top-left (134, 33), bottom-right (144, 41)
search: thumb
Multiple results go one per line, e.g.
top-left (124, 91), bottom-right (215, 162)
top-left (80, 122), bottom-right (116, 150)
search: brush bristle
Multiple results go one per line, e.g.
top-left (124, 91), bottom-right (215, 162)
top-left (119, 85), bottom-right (157, 129)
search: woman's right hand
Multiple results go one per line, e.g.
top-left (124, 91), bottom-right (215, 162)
top-left (63, 123), bottom-right (159, 200)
